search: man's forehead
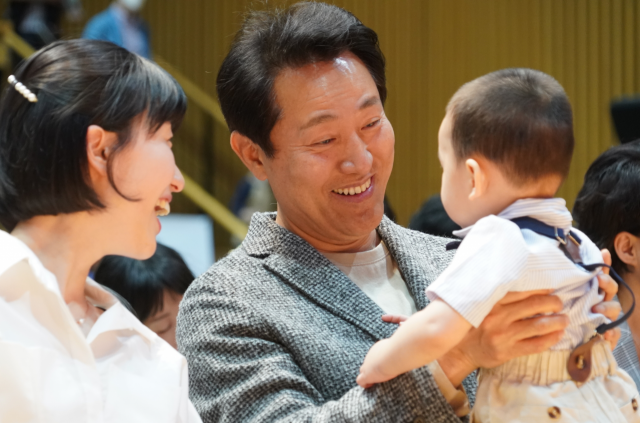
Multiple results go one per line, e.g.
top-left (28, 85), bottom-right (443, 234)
top-left (272, 53), bottom-right (379, 125)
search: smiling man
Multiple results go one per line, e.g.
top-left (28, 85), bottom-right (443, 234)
top-left (177, 3), bottom-right (620, 422)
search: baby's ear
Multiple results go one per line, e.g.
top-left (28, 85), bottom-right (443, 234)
top-left (465, 158), bottom-right (487, 199)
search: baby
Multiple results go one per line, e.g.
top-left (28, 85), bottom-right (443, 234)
top-left (357, 68), bottom-right (640, 422)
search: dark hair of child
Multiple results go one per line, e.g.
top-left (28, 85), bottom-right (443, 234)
top-left (0, 39), bottom-right (186, 231)
top-left (94, 243), bottom-right (194, 322)
top-left (573, 140), bottom-right (640, 274)
top-left (447, 68), bottom-right (574, 186)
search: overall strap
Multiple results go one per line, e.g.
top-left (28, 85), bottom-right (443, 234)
top-left (511, 217), bottom-right (635, 334)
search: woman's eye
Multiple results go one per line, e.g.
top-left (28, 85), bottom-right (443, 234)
top-left (365, 119), bottom-right (381, 128)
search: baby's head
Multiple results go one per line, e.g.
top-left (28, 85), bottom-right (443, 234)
top-left (438, 68), bottom-right (574, 228)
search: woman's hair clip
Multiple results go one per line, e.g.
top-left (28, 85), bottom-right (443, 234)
top-left (7, 75), bottom-right (37, 103)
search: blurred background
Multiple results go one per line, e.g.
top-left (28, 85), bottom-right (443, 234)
top-left (1, 0), bottom-right (638, 265)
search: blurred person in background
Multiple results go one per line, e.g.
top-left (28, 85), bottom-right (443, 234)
top-left (409, 194), bottom-right (460, 238)
top-left (95, 243), bottom-right (194, 349)
top-left (82, 0), bottom-right (151, 59)
top-left (5, 0), bottom-right (82, 49)
top-left (0, 39), bottom-right (201, 422)
top-left (574, 140), bottom-right (640, 389)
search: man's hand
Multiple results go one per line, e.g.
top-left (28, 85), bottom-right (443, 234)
top-left (593, 249), bottom-right (622, 350)
top-left (437, 253), bottom-right (621, 387)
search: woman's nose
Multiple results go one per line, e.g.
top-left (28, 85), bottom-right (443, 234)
top-left (171, 166), bottom-right (185, 193)
top-left (340, 134), bottom-right (373, 174)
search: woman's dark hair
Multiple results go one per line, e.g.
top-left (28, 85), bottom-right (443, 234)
top-left (94, 244), bottom-right (194, 322)
top-left (216, 1), bottom-right (386, 157)
top-left (573, 141), bottom-right (640, 274)
top-left (0, 39), bottom-right (187, 231)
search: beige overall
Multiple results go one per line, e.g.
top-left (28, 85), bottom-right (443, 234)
top-left (472, 342), bottom-right (640, 422)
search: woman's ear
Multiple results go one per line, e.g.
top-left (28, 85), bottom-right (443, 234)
top-left (465, 158), bottom-right (487, 200)
top-left (614, 232), bottom-right (640, 271)
top-left (230, 131), bottom-right (269, 181)
top-left (86, 125), bottom-right (118, 177)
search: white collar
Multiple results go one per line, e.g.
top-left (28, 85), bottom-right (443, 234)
top-left (453, 198), bottom-right (573, 238)
top-left (0, 231), bottom-right (156, 346)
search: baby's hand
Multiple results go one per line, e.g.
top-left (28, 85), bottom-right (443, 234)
top-left (356, 339), bottom-right (397, 388)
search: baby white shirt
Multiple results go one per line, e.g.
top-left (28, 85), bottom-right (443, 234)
top-left (426, 198), bottom-right (608, 350)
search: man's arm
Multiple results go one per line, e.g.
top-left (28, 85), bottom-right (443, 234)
top-left (177, 281), bottom-right (463, 423)
top-left (358, 300), bottom-right (471, 388)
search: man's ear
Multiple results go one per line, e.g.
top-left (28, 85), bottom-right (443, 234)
top-left (614, 232), bottom-right (639, 270)
top-left (230, 131), bottom-right (269, 181)
top-left (86, 125), bottom-right (118, 178)
top-left (465, 158), bottom-right (487, 200)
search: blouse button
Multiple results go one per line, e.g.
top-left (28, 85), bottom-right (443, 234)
top-left (632, 398), bottom-right (638, 411)
top-left (547, 406), bottom-right (561, 418)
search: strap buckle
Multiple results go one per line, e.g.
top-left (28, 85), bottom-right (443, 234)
top-left (555, 227), bottom-right (567, 245)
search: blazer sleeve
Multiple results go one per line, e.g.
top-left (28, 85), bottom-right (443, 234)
top-left (177, 273), bottom-right (466, 423)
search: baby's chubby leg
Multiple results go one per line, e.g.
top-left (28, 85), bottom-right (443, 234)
top-left (357, 299), bottom-right (472, 388)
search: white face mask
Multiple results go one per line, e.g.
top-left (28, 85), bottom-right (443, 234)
top-left (119, 0), bottom-right (146, 12)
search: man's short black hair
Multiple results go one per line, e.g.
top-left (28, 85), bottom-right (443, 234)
top-left (574, 141), bottom-right (640, 274)
top-left (0, 39), bottom-right (186, 231)
top-left (94, 244), bottom-right (194, 322)
top-left (216, 1), bottom-right (386, 157)
top-left (447, 68), bottom-right (574, 185)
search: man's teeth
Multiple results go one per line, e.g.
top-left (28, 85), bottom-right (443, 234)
top-left (156, 199), bottom-right (170, 217)
top-left (332, 179), bottom-right (372, 196)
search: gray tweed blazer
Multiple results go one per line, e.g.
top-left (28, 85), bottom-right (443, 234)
top-left (177, 212), bottom-right (477, 422)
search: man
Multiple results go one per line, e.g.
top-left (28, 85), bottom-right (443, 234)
top-left (177, 3), bottom-right (620, 421)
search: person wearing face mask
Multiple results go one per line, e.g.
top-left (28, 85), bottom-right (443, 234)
top-left (0, 39), bottom-right (201, 422)
top-left (82, 0), bottom-right (150, 59)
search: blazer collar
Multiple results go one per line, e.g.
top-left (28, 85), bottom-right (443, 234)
top-left (242, 213), bottom-right (433, 339)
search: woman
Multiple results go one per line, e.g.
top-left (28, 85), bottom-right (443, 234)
top-left (0, 39), bottom-right (201, 422)
top-left (574, 140), bottom-right (640, 389)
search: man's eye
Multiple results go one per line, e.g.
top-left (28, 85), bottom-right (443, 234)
top-left (317, 139), bottom-right (333, 145)
top-left (365, 119), bottom-right (381, 128)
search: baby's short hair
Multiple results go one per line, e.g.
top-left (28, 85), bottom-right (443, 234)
top-left (447, 68), bottom-right (574, 185)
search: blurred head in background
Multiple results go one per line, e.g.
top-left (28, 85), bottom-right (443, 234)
top-left (94, 243), bottom-right (194, 348)
top-left (574, 141), bottom-right (640, 279)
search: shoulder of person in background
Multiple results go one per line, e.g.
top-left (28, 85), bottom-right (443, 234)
top-left (81, 7), bottom-right (118, 42)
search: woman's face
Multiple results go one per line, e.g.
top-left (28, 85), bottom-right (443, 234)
top-left (104, 121), bottom-right (184, 259)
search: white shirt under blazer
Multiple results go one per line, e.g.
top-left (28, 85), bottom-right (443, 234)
top-left (0, 231), bottom-right (202, 423)
top-left (426, 198), bottom-right (609, 350)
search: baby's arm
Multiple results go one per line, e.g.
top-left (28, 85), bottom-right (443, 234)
top-left (357, 299), bottom-right (472, 388)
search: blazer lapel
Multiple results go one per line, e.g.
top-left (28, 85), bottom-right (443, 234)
top-left (244, 213), bottom-right (396, 341)
top-left (377, 217), bottom-right (437, 311)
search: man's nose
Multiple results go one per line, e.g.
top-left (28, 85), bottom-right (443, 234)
top-left (339, 133), bottom-right (373, 174)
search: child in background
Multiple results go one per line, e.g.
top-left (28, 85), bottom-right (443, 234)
top-left (94, 243), bottom-right (194, 349)
top-left (357, 68), bottom-right (639, 422)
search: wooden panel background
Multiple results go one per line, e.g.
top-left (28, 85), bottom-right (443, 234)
top-left (64, 0), bottom-right (640, 228)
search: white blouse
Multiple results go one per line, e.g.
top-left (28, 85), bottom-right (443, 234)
top-left (0, 231), bottom-right (202, 423)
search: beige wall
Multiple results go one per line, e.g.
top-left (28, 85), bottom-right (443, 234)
top-left (68, 0), bottom-right (640, 227)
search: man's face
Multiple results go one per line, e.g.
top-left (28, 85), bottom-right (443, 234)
top-left (264, 52), bottom-right (394, 249)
